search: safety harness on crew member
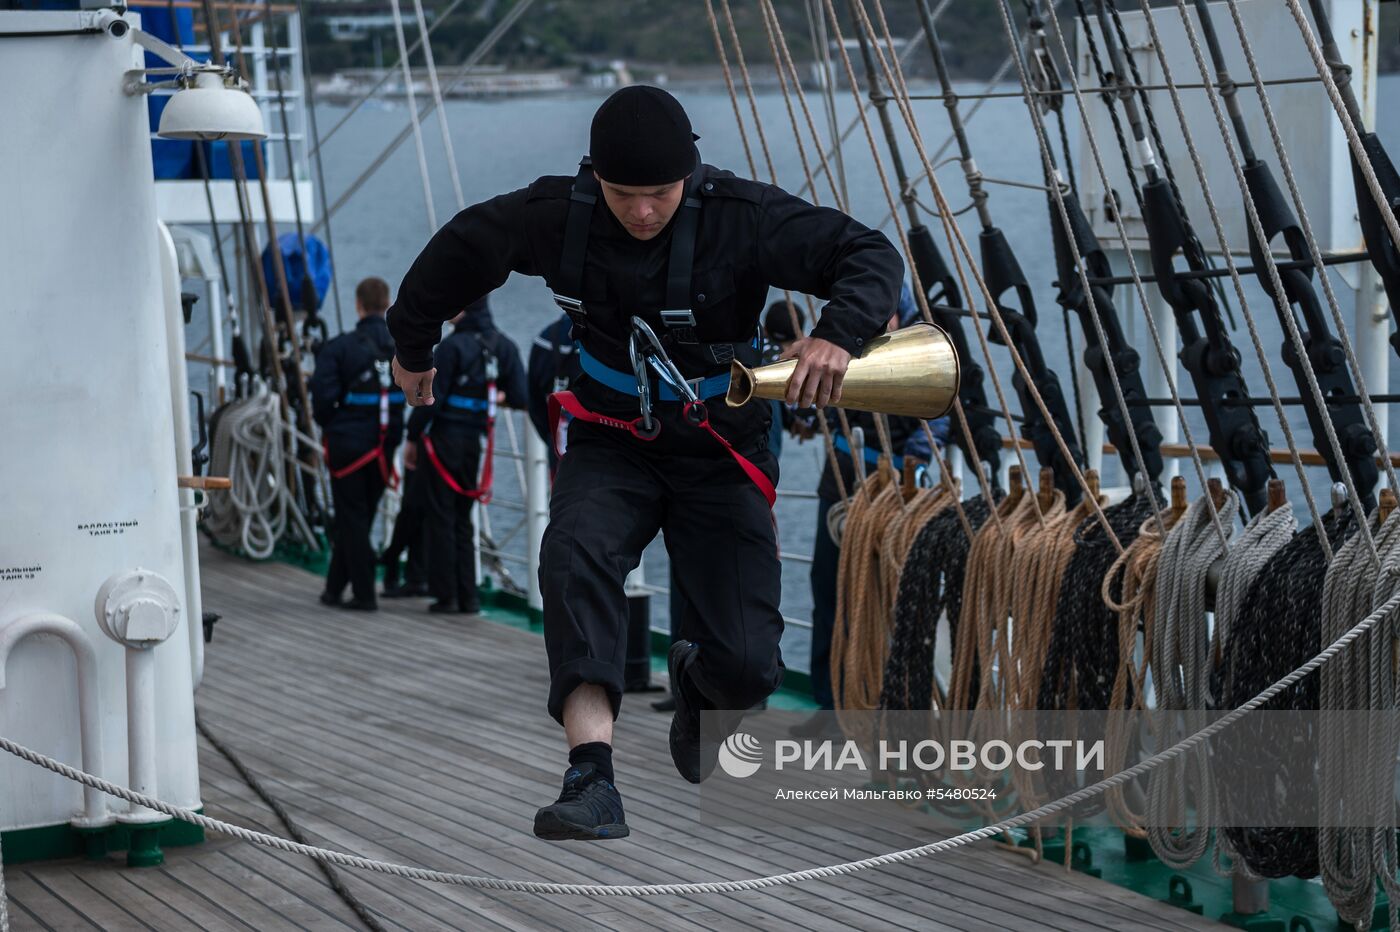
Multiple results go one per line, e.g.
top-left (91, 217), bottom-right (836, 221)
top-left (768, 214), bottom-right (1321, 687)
top-left (327, 334), bottom-right (404, 487)
top-left (421, 338), bottom-right (498, 504)
top-left (545, 156), bottom-right (775, 507)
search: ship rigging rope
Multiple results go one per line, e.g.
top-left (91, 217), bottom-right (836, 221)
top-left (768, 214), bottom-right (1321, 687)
top-left (843, 0), bottom-right (1116, 544)
top-left (703, 0), bottom-right (859, 505)
top-left (1012, 0), bottom-right (1221, 547)
top-left (1285, 0), bottom-right (1400, 266)
top-left (802, 0), bottom-right (1007, 524)
top-left (3, 587), bottom-right (1399, 897)
top-left (313, 0), bottom-right (536, 236)
top-left (387, 0), bottom-right (438, 232)
top-left (748, 0), bottom-right (991, 516)
top-left (840, 0), bottom-right (1036, 530)
top-left (994, 0), bottom-right (1175, 537)
top-left (1139, 0), bottom-right (1377, 563)
top-left (1213, 0), bottom-right (1400, 501)
top-left (411, 0), bottom-right (466, 213)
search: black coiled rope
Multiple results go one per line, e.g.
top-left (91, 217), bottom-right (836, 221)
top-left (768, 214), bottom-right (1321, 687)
top-left (1217, 509), bottom-right (1358, 880)
top-left (1038, 492), bottom-right (1157, 713)
top-left (880, 493), bottom-right (1002, 714)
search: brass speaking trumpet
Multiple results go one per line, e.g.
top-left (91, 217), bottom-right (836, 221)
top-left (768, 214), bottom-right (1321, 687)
top-left (726, 322), bottom-right (960, 419)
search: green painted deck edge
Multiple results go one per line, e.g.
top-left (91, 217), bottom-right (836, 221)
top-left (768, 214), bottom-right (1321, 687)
top-left (1013, 826), bottom-right (1375, 930)
top-left (3, 812), bottom-right (204, 865)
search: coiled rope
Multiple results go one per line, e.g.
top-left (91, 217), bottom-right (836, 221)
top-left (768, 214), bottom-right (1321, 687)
top-left (1100, 488), bottom-right (1182, 837)
top-left (880, 490), bottom-right (1001, 716)
top-left (1317, 495), bottom-right (1400, 931)
top-left (203, 386), bottom-right (320, 559)
top-left (1144, 487), bottom-right (1238, 869)
top-left (1219, 507), bottom-right (1359, 879)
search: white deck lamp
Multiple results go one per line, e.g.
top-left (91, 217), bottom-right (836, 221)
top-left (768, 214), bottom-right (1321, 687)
top-left (123, 25), bottom-right (266, 141)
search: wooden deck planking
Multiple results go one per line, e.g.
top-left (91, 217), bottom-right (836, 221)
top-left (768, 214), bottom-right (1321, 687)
top-left (193, 594), bottom-right (1183, 932)
top-left (2, 544), bottom-right (1229, 930)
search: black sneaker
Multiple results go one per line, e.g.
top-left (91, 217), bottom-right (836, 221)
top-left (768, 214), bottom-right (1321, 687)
top-left (668, 641), bottom-right (710, 784)
top-left (533, 764), bottom-right (629, 841)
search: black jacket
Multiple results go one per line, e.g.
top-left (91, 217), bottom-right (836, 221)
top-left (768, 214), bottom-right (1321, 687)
top-left (527, 313), bottom-right (580, 443)
top-left (406, 305), bottom-right (528, 442)
top-left (310, 315), bottom-right (404, 451)
top-left (388, 165), bottom-right (902, 457)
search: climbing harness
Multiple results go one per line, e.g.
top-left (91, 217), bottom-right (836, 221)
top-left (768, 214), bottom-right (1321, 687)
top-left (326, 358), bottom-right (402, 489)
top-left (548, 318), bottom-right (775, 508)
top-left (421, 355), bottom-right (498, 504)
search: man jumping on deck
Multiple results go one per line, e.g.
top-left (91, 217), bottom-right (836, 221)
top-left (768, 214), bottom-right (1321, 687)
top-left (387, 86), bottom-right (901, 841)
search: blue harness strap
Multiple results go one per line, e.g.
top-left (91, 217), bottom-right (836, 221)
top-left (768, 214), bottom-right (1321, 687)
top-left (345, 391), bottom-right (405, 405)
top-left (445, 395), bottom-right (490, 412)
top-left (578, 345), bottom-right (729, 402)
top-left (834, 433), bottom-right (900, 470)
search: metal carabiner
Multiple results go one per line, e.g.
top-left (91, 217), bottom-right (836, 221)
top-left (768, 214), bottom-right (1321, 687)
top-left (630, 316), bottom-right (698, 405)
top-left (627, 323), bottom-right (656, 434)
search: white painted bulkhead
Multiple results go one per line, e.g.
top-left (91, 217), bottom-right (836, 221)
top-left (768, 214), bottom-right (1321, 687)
top-left (0, 10), bottom-right (202, 832)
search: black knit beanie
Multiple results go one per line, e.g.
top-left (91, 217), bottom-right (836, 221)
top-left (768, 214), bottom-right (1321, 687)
top-left (590, 85), bottom-right (699, 186)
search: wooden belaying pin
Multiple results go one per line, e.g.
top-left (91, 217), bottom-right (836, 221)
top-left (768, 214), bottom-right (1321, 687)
top-left (1038, 467), bottom-right (1055, 512)
top-left (1085, 468), bottom-right (1101, 503)
top-left (1379, 488), bottom-right (1397, 525)
top-left (1266, 478), bottom-right (1287, 514)
top-left (1170, 475), bottom-right (1188, 521)
top-left (1207, 477), bottom-right (1228, 512)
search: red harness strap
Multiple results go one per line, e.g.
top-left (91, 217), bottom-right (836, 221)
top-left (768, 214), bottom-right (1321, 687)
top-left (546, 390), bottom-right (776, 508)
top-left (325, 385), bottom-right (398, 488)
top-left (420, 380), bottom-right (497, 502)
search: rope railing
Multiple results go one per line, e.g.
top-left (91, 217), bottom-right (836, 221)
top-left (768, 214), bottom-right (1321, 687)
top-left (2, 587), bottom-right (1396, 898)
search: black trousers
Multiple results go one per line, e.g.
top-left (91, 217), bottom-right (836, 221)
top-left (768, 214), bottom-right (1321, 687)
top-left (383, 464), bottom-right (428, 587)
top-left (539, 422), bottom-right (784, 725)
top-left (807, 494), bottom-right (840, 710)
top-left (326, 440), bottom-right (391, 603)
top-left (424, 430), bottom-right (482, 605)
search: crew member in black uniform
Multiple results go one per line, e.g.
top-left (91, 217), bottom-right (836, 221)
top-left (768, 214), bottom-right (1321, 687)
top-left (311, 277), bottom-right (405, 611)
top-left (526, 312), bottom-right (580, 471)
top-left (406, 296), bottom-right (527, 614)
top-left (387, 86), bottom-right (901, 841)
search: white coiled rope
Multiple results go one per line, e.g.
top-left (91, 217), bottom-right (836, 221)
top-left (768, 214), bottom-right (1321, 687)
top-left (1318, 507), bottom-right (1400, 931)
top-left (203, 386), bottom-right (320, 559)
top-left (1145, 491), bottom-right (1236, 868)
